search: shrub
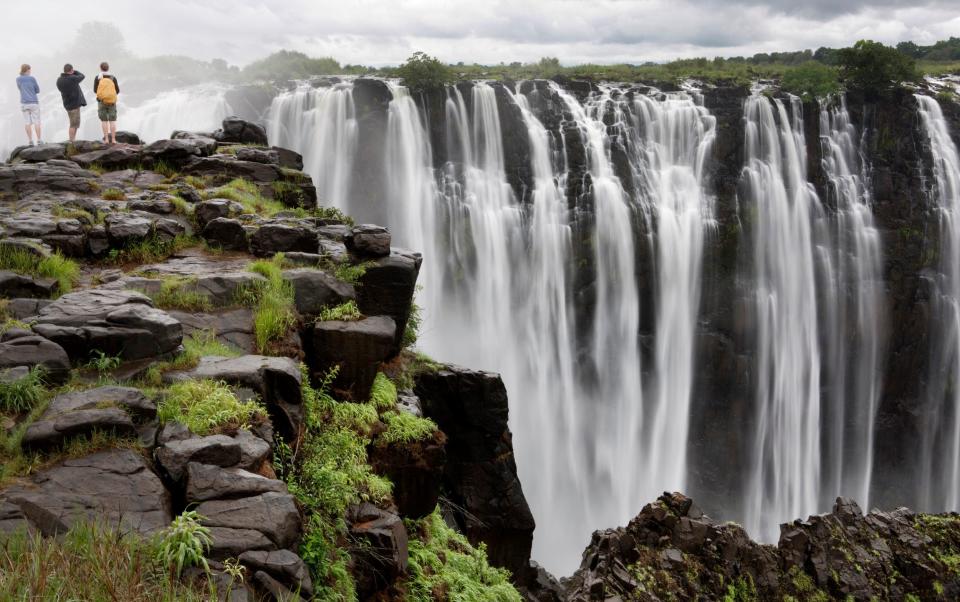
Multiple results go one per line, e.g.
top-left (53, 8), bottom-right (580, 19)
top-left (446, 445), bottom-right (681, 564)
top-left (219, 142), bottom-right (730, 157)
top-left (84, 350), bottom-right (122, 373)
top-left (837, 40), bottom-right (920, 95)
top-left (157, 379), bottom-right (265, 435)
top-left (317, 300), bottom-right (361, 322)
top-left (0, 247), bottom-right (79, 295)
top-left (369, 372), bottom-right (397, 412)
top-left (0, 367), bottom-right (45, 414)
top-left (378, 411), bottom-right (438, 446)
top-left (101, 188), bottom-right (126, 201)
top-left (396, 51), bottom-right (454, 92)
top-left (781, 61), bottom-right (841, 100)
top-left (0, 521), bottom-right (212, 600)
top-left (155, 510), bottom-right (212, 578)
top-left (404, 509), bottom-right (522, 602)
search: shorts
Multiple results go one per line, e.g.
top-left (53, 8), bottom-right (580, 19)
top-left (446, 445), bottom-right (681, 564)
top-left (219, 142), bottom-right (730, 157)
top-left (67, 108), bottom-right (81, 129)
top-left (97, 101), bottom-right (117, 122)
top-left (21, 104), bottom-right (40, 125)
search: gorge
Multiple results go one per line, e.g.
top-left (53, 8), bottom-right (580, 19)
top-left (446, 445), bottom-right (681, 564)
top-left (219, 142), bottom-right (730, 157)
top-left (2, 68), bottom-right (960, 596)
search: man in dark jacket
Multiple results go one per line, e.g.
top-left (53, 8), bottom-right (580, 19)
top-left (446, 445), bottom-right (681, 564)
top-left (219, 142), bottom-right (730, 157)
top-left (55, 64), bottom-right (85, 142)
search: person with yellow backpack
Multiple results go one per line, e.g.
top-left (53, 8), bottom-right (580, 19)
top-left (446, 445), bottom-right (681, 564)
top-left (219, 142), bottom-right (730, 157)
top-left (93, 61), bottom-right (119, 144)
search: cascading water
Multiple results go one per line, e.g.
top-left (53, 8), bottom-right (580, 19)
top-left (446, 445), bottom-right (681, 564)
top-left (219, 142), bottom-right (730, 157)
top-left (916, 93), bottom-right (960, 510)
top-left (742, 93), bottom-right (825, 542)
top-left (819, 96), bottom-right (885, 509)
top-left (266, 83), bottom-right (357, 211)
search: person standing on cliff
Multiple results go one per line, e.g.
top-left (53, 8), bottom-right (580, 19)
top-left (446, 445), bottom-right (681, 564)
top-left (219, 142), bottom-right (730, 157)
top-left (93, 62), bottom-right (119, 144)
top-left (55, 64), bottom-right (85, 143)
top-left (16, 64), bottom-right (42, 146)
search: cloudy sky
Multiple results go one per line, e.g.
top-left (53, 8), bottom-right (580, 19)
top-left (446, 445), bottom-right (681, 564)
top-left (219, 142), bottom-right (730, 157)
top-left (5, 0), bottom-right (959, 66)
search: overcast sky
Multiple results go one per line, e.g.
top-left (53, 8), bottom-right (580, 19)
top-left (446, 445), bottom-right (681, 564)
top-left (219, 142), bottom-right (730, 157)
top-left (5, 0), bottom-right (959, 67)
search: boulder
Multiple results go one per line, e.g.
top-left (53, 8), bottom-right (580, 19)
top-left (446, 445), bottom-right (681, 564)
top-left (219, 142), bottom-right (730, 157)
top-left (3, 297), bottom-right (51, 320)
top-left (203, 218), bottom-right (249, 251)
top-left (0, 449), bottom-right (171, 535)
top-left (415, 365), bottom-right (535, 579)
top-left (155, 434), bottom-right (242, 481)
top-left (282, 268), bottom-right (355, 318)
top-left (31, 289), bottom-right (182, 362)
top-left (128, 198), bottom-right (175, 214)
top-left (206, 527), bottom-right (276, 559)
top-left (171, 131), bottom-right (218, 156)
top-left (0, 271), bottom-right (57, 298)
top-left (346, 503), bottom-right (408, 598)
top-left (185, 463), bottom-right (286, 503)
top-left (115, 131), bottom-right (141, 145)
top-left (253, 571), bottom-right (305, 602)
top-left (142, 138), bottom-right (204, 166)
top-left (215, 117), bottom-right (269, 146)
top-left (345, 224), bottom-right (391, 258)
top-left (271, 147), bottom-right (303, 171)
top-left (0, 333), bottom-right (70, 384)
top-left (196, 199), bottom-right (245, 228)
top-left (21, 386), bottom-right (155, 451)
top-left (70, 145), bottom-right (141, 169)
top-left (13, 143), bottom-right (67, 163)
top-left (309, 316), bottom-right (396, 401)
top-left (0, 160), bottom-right (96, 196)
top-left (233, 147), bottom-right (279, 165)
top-left (249, 222), bottom-right (318, 257)
top-left (104, 213), bottom-right (152, 245)
top-left (240, 550), bottom-right (313, 598)
top-left (197, 492), bottom-right (300, 552)
top-left (369, 432), bottom-right (445, 519)
top-left (168, 308), bottom-right (256, 354)
top-left (356, 250), bottom-right (422, 355)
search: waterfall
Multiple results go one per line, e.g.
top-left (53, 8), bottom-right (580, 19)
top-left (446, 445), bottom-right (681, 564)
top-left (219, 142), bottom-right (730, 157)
top-left (916, 93), bottom-right (960, 510)
top-left (743, 94), bottom-right (824, 542)
top-left (266, 82), bottom-right (357, 210)
top-left (631, 90), bottom-right (716, 493)
top-left (819, 96), bottom-right (885, 509)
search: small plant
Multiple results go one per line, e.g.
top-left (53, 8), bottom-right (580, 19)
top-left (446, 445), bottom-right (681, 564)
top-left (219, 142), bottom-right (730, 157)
top-left (85, 350), bottom-right (122, 373)
top-left (105, 234), bottom-right (196, 265)
top-left (369, 372), bottom-right (397, 412)
top-left (403, 297), bottom-right (422, 348)
top-left (156, 510), bottom-right (212, 578)
top-left (317, 300), bottom-right (361, 322)
top-left (158, 379), bottom-right (265, 435)
top-left (0, 367), bottom-right (45, 413)
top-left (222, 557), bottom-right (245, 583)
top-left (333, 260), bottom-right (374, 285)
top-left (183, 175), bottom-right (207, 190)
top-left (153, 160), bottom-right (178, 179)
top-left (0, 246), bottom-right (80, 295)
top-left (101, 188), bottom-right (126, 201)
top-left (272, 180), bottom-right (307, 207)
top-left (207, 178), bottom-right (287, 216)
top-left (378, 411), bottom-right (438, 446)
top-left (247, 255), bottom-right (297, 352)
top-left (151, 277), bottom-right (212, 312)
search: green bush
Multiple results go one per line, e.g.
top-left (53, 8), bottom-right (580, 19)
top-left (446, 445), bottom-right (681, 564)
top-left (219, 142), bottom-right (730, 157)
top-left (396, 51), bottom-right (454, 92)
top-left (404, 509), bottom-right (522, 602)
top-left (157, 379), bottom-right (265, 435)
top-left (378, 411), bottom-right (438, 446)
top-left (155, 510), bottom-right (212, 578)
top-left (780, 62), bottom-right (841, 100)
top-left (837, 40), bottom-right (920, 94)
top-left (369, 372), bottom-right (398, 412)
top-left (318, 300), bottom-right (361, 322)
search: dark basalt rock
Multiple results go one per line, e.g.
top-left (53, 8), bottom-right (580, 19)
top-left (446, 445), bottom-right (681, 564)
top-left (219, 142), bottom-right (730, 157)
top-left (368, 430), bottom-right (446, 519)
top-left (271, 147), bottom-right (303, 171)
top-left (0, 332), bottom-right (70, 384)
top-left (11, 143), bottom-right (67, 163)
top-left (203, 217), bottom-right (250, 251)
top-left (114, 131), bottom-right (141, 145)
top-left (249, 222), bottom-right (319, 257)
top-left (142, 138), bottom-right (205, 166)
top-left (197, 491), bottom-right (300, 552)
top-left (415, 364), bottom-right (536, 582)
top-left (233, 147), bottom-right (279, 165)
top-left (0, 270), bottom-right (57, 298)
top-left (195, 199), bottom-right (245, 228)
top-left (0, 449), bottom-right (171, 535)
top-left (346, 503), bottom-right (409, 599)
top-left (0, 160), bottom-right (97, 196)
top-left (239, 549), bottom-right (313, 599)
top-left (155, 434), bottom-right (243, 481)
top-left (308, 315), bottom-right (396, 401)
top-left (104, 212), bottom-right (152, 245)
top-left (345, 224), bottom-right (391, 258)
top-left (170, 131), bottom-right (219, 155)
top-left (70, 145), bottom-right (141, 170)
top-left (21, 386), bottom-right (155, 451)
top-left (214, 117), bottom-right (269, 146)
top-left (282, 268), bottom-right (355, 318)
top-left (252, 571), bottom-right (306, 602)
top-left (355, 250), bottom-right (421, 356)
top-left (31, 289), bottom-right (182, 362)
top-left (185, 463), bottom-right (287, 503)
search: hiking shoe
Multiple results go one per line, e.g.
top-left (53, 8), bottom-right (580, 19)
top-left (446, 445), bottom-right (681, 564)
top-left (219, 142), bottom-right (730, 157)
top-left (37, 140), bottom-right (44, 145)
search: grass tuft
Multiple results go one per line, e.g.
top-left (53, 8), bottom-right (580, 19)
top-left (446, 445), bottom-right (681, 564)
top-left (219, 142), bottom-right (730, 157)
top-left (247, 255), bottom-right (297, 353)
top-left (150, 277), bottom-right (212, 312)
top-left (378, 410), bottom-right (438, 446)
top-left (101, 188), bottom-right (126, 201)
top-left (0, 246), bottom-right (80, 295)
top-left (369, 372), bottom-right (397, 412)
top-left (0, 367), bottom-right (46, 414)
top-left (317, 300), bottom-right (361, 322)
top-left (105, 234), bottom-right (196, 266)
top-left (157, 379), bottom-right (266, 435)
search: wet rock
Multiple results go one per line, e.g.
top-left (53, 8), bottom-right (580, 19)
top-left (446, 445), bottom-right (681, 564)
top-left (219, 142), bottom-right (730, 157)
top-left (347, 503), bottom-right (408, 599)
top-left (31, 289), bottom-right (182, 362)
top-left (12, 143), bottom-right (67, 163)
top-left (282, 268), bottom-right (355, 318)
top-left (249, 222), bottom-right (318, 257)
top-left (369, 432), bottom-right (445, 519)
top-left (4, 297), bottom-right (50, 320)
top-left (143, 138), bottom-right (204, 166)
top-left (215, 117), bottom-right (269, 146)
top-left (271, 147), bottom-right (303, 171)
top-left (104, 213), bottom-right (152, 245)
top-left (128, 197), bottom-right (175, 214)
top-left (234, 147), bottom-right (279, 165)
top-left (206, 526), bottom-right (276, 559)
top-left (0, 449), bottom-right (171, 535)
top-left (203, 217), bottom-right (249, 251)
top-left (0, 333), bottom-right (70, 384)
top-left (345, 224), bottom-right (391, 257)
top-left (309, 315), bottom-right (396, 401)
top-left (70, 145), bottom-right (141, 169)
top-left (168, 308), bottom-right (256, 354)
top-left (155, 434), bottom-right (242, 481)
top-left (239, 550), bottom-right (313, 599)
top-left (197, 492), bottom-right (299, 550)
top-left (185, 463), bottom-right (286, 503)
top-left (0, 271), bottom-right (57, 298)
top-left (170, 131), bottom-right (218, 155)
top-left (0, 160), bottom-right (96, 196)
top-left (356, 250), bottom-right (421, 355)
top-left (115, 131), bottom-right (141, 145)
top-left (196, 199), bottom-right (245, 228)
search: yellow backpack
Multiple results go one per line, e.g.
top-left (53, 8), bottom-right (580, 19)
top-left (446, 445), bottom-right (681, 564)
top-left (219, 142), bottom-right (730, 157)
top-left (96, 76), bottom-right (117, 105)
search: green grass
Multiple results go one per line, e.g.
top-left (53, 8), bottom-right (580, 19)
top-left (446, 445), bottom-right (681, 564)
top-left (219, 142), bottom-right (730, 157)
top-left (0, 367), bottom-right (46, 414)
top-left (157, 379), bottom-right (266, 435)
top-left (51, 205), bottom-right (98, 225)
top-left (369, 372), bottom-right (397, 412)
top-left (153, 160), bottom-right (178, 179)
top-left (150, 277), bottom-right (212, 312)
top-left (317, 300), bottom-right (361, 322)
top-left (333, 260), bottom-right (375, 285)
top-left (182, 175), bottom-right (208, 190)
top-left (0, 246), bottom-right (80, 295)
top-left (83, 350), bottom-right (122, 374)
top-left (155, 510), bottom-right (212, 577)
top-left (403, 297), bottom-right (422, 349)
top-left (206, 178), bottom-right (288, 216)
top-left (403, 509), bottom-right (522, 602)
top-left (0, 521), bottom-right (215, 601)
top-left (105, 234), bottom-right (196, 265)
top-left (140, 329), bottom-right (241, 386)
top-left (101, 188), bottom-right (126, 201)
top-left (247, 255), bottom-right (298, 353)
top-left (378, 411), bottom-right (438, 446)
